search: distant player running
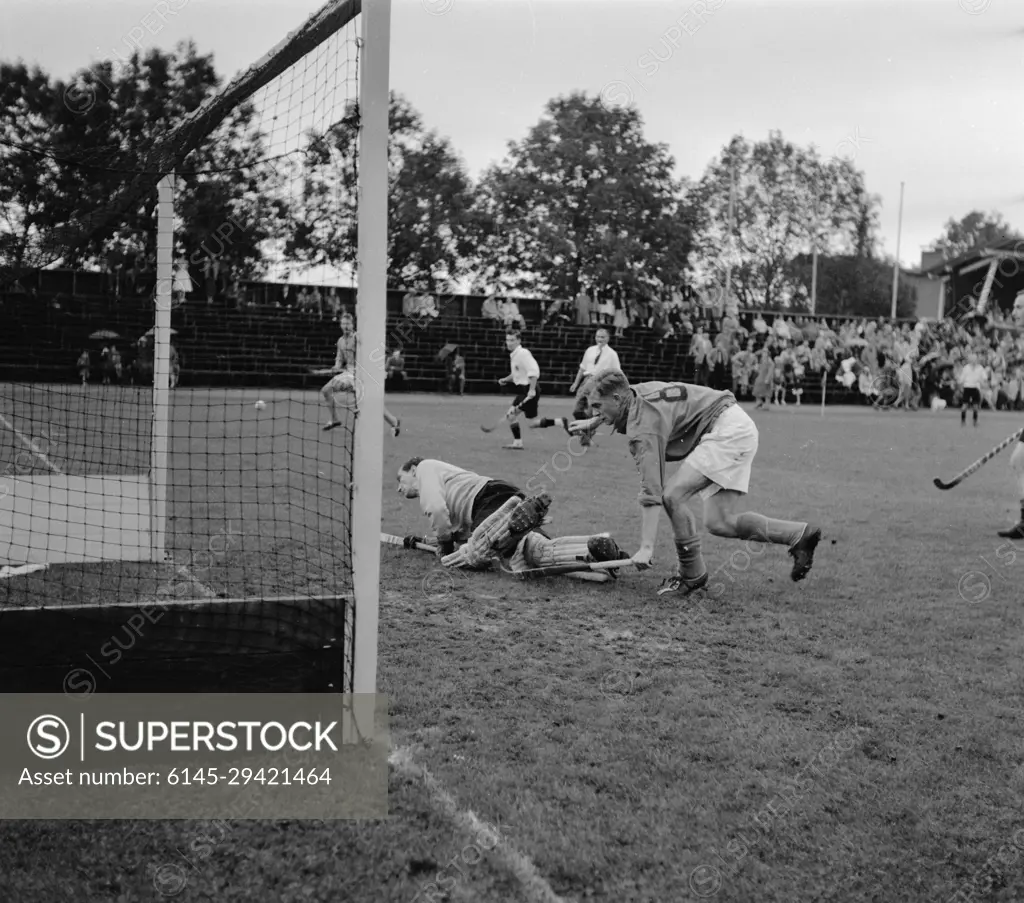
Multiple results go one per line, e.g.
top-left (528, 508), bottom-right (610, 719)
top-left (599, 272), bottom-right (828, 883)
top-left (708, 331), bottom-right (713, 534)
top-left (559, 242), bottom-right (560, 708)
top-left (536, 327), bottom-right (621, 447)
top-left (494, 330), bottom-right (542, 451)
top-left (322, 317), bottom-right (400, 436)
top-left (578, 370), bottom-right (822, 597)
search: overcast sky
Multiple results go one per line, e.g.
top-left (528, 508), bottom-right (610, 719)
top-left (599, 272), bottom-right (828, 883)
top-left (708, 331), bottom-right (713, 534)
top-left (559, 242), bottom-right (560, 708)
top-left (3, 0), bottom-right (1023, 268)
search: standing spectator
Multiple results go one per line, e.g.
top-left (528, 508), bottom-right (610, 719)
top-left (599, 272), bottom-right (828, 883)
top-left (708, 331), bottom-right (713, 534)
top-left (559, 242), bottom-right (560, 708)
top-left (597, 289), bottom-right (615, 326)
top-left (77, 349), bottom-right (90, 387)
top-left (172, 252), bottom-right (193, 307)
top-left (690, 325), bottom-right (712, 385)
top-left (447, 347), bottom-right (466, 396)
top-left (574, 289), bottom-right (594, 326)
top-left (959, 352), bottom-right (987, 427)
top-left (612, 287), bottom-right (630, 337)
top-left (752, 345), bottom-right (774, 409)
top-left (386, 347), bottom-right (407, 391)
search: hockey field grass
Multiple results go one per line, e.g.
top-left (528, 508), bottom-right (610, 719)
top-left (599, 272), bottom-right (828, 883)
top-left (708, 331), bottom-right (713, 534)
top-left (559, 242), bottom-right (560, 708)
top-left (2, 393), bottom-right (1023, 902)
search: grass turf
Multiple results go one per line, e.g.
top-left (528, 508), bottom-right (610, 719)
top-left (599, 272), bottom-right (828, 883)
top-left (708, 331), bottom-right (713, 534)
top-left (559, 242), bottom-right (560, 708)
top-left (2, 391), bottom-right (1024, 901)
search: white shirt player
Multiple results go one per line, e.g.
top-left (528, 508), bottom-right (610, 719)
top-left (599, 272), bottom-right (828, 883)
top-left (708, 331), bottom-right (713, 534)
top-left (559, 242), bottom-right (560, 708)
top-left (509, 345), bottom-right (540, 387)
top-left (960, 363), bottom-right (988, 390)
top-left (334, 332), bottom-right (356, 372)
top-left (580, 341), bottom-right (621, 378)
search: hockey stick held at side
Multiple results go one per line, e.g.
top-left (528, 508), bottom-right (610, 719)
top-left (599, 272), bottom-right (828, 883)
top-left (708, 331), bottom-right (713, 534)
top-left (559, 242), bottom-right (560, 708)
top-left (380, 532), bottom-right (437, 553)
top-left (933, 426), bottom-right (1024, 490)
top-left (480, 403), bottom-right (520, 433)
top-left (500, 558), bottom-right (635, 578)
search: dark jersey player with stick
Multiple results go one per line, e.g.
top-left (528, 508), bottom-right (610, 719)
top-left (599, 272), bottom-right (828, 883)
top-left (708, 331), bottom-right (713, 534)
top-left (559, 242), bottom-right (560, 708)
top-left (580, 370), bottom-right (822, 598)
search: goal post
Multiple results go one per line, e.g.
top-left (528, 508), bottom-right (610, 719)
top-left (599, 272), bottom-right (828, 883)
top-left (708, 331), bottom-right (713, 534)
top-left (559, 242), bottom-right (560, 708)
top-left (0, 0), bottom-right (389, 706)
top-left (151, 172), bottom-right (175, 564)
top-left (350, 0), bottom-right (391, 699)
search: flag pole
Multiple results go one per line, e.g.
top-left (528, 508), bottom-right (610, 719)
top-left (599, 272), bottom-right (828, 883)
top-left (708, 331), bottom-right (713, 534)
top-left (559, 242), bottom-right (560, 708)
top-left (890, 181), bottom-right (905, 319)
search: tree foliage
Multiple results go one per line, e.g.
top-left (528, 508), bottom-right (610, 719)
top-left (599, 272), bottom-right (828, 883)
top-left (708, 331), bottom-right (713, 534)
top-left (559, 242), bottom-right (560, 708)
top-left (687, 132), bottom-right (880, 310)
top-left (1, 44), bottom-right (291, 283)
top-left (284, 92), bottom-right (477, 290)
top-left (788, 252), bottom-right (916, 319)
top-left (473, 92), bottom-right (692, 299)
top-left (931, 210), bottom-right (1022, 260)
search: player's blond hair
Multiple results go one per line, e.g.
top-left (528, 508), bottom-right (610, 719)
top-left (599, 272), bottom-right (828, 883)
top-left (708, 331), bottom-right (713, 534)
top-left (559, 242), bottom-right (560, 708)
top-left (590, 369), bottom-right (630, 399)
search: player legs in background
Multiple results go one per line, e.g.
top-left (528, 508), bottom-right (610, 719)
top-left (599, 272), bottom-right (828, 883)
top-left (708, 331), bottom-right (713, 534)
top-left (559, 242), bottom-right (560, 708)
top-left (538, 378), bottom-right (594, 447)
top-left (961, 387), bottom-right (980, 427)
top-left (384, 406), bottom-right (400, 438)
top-left (505, 388), bottom-right (542, 450)
top-left (321, 371), bottom-right (352, 430)
top-left (998, 440), bottom-right (1024, 539)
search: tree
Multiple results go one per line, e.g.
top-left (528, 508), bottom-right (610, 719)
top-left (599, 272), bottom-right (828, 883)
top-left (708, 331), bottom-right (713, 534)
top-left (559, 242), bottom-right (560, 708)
top-left (686, 132), bottom-right (880, 309)
top-left (788, 252), bottom-right (916, 319)
top-left (0, 63), bottom-right (64, 278)
top-left (1, 44), bottom-right (286, 287)
top-left (473, 92), bottom-right (692, 300)
top-left (931, 210), bottom-right (1022, 260)
top-left (284, 93), bottom-right (477, 290)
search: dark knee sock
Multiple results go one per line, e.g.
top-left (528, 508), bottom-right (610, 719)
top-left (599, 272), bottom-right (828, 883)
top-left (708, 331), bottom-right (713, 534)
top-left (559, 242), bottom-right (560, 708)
top-left (538, 417), bottom-right (566, 429)
top-left (674, 537), bottom-right (706, 580)
top-left (510, 423), bottom-right (522, 441)
top-left (735, 512), bottom-right (807, 547)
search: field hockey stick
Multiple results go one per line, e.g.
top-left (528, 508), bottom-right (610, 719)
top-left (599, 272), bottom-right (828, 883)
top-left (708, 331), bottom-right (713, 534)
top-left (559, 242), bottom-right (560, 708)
top-left (310, 367), bottom-right (340, 376)
top-left (380, 532), bottom-right (438, 553)
top-left (933, 426), bottom-right (1024, 490)
top-left (480, 402), bottom-right (522, 433)
top-left (500, 558), bottom-right (635, 578)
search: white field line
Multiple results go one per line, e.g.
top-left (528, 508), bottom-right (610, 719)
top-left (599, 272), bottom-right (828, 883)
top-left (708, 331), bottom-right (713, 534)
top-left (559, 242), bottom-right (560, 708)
top-left (389, 745), bottom-right (569, 903)
top-left (0, 411), bottom-right (63, 474)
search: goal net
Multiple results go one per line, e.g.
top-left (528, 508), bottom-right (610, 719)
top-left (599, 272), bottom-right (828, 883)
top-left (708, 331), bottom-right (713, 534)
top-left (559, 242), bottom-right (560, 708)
top-left (0, 0), bottom-right (388, 697)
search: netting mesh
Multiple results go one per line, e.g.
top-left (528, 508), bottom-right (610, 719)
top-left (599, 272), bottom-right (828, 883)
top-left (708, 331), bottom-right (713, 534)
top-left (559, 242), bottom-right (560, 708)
top-left (0, 0), bottom-right (366, 694)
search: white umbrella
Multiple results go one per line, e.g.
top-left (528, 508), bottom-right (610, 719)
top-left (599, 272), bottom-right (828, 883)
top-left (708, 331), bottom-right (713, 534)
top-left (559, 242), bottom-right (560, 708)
top-left (142, 327), bottom-right (178, 337)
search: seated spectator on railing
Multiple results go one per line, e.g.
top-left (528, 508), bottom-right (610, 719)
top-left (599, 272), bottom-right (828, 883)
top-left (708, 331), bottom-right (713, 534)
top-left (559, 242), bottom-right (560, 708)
top-left (752, 311), bottom-right (769, 339)
top-left (417, 293), bottom-right (439, 320)
top-left (386, 347), bottom-right (407, 390)
top-left (482, 293), bottom-right (503, 323)
top-left (500, 297), bottom-right (524, 329)
top-left (402, 290), bottom-right (419, 317)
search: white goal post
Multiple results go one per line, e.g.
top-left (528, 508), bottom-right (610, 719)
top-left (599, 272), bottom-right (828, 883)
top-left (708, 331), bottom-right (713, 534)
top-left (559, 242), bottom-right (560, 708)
top-left (147, 0), bottom-right (390, 705)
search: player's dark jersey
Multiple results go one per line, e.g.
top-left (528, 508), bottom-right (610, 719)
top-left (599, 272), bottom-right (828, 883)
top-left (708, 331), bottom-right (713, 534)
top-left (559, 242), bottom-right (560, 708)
top-left (617, 381), bottom-right (736, 507)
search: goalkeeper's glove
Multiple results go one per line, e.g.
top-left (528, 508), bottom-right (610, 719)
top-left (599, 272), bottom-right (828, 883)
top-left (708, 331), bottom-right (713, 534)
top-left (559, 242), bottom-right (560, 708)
top-left (403, 534), bottom-right (425, 549)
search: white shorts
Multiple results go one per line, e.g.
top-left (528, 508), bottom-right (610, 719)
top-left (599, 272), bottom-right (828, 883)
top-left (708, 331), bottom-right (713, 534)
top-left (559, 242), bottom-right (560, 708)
top-left (685, 404), bottom-right (758, 497)
top-left (326, 370), bottom-right (357, 393)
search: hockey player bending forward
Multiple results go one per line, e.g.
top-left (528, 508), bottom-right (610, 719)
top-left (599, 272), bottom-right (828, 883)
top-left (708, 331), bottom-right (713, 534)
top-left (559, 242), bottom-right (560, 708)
top-left (575, 370), bottom-right (822, 598)
top-left (396, 457), bottom-right (625, 581)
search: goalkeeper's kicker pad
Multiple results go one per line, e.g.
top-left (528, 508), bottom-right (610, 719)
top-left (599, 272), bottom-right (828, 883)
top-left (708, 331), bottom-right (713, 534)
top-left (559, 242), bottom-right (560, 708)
top-left (441, 493), bottom-right (552, 569)
top-left (508, 533), bottom-right (615, 583)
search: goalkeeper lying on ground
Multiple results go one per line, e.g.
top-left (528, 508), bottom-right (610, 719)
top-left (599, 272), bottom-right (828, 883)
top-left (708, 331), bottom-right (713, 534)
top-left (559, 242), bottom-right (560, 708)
top-left (395, 457), bottom-right (625, 580)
